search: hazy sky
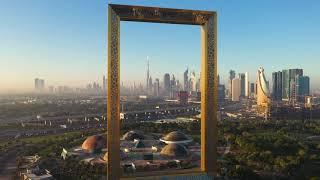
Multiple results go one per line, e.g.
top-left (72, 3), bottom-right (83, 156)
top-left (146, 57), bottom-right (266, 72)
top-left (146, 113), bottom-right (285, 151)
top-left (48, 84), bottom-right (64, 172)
top-left (0, 0), bottom-right (320, 93)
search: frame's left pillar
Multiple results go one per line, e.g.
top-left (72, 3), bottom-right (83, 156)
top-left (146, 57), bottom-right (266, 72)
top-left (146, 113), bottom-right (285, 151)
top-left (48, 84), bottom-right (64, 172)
top-left (107, 5), bottom-right (121, 180)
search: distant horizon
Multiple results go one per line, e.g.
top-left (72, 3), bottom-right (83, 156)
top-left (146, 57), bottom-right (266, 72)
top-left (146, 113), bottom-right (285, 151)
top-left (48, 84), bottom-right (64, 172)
top-left (1, 0), bottom-right (320, 93)
top-left (0, 65), bottom-right (318, 95)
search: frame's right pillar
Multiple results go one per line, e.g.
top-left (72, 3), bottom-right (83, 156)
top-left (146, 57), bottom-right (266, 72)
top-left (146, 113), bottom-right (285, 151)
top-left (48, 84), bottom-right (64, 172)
top-left (201, 13), bottom-right (218, 176)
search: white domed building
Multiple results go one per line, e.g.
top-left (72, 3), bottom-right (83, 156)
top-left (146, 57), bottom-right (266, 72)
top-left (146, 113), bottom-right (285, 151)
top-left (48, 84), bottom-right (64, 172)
top-left (122, 130), bottom-right (145, 141)
top-left (81, 134), bottom-right (107, 153)
top-left (160, 144), bottom-right (190, 158)
top-left (160, 131), bottom-right (193, 144)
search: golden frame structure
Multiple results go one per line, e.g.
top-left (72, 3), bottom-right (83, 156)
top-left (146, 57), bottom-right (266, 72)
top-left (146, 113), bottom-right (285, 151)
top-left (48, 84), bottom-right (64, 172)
top-left (108, 4), bottom-right (217, 179)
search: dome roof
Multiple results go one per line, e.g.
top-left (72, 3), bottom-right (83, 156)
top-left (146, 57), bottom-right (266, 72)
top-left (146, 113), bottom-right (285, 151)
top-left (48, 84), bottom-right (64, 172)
top-left (122, 130), bottom-right (144, 141)
top-left (161, 131), bottom-right (192, 143)
top-left (82, 135), bottom-right (107, 153)
top-left (103, 150), bottom-right (127, 161)
top-left (160, 144), bottom-right (189, 158)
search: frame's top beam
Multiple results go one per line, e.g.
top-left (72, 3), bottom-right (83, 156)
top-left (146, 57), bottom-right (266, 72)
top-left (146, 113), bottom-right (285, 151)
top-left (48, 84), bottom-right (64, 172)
top-left (109, 4), bottom-right (216, 25)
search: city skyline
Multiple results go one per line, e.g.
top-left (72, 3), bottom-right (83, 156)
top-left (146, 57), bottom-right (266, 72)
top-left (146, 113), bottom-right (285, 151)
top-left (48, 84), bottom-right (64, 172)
top-left (1, 0), bottom-right (320, 93)
top-left (24, 66), bottom-right (311, 96)
top-left (0, 65), bottom-right (316, 95)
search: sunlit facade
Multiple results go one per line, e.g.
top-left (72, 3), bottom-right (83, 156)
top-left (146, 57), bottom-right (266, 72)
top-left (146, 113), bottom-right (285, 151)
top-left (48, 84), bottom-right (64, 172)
top-left (231, 78), bottom-right (240, 101)
top-left (256, 67), bottom-right (271, 116)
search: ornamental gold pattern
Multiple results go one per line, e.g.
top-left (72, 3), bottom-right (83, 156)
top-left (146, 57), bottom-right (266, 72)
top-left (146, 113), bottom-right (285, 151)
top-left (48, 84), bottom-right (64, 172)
top-left (107, 7), bottom-right (120, 180)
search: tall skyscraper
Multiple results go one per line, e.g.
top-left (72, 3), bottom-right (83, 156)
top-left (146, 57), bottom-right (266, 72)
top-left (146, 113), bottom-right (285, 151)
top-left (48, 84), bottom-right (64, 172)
top-left (148, 76), bottom-right (153, 95)
top-left (154, 78), bottom-right (160, 96)
top-left (35, 78), bottom-right (39, 90)
top-left (289, 69), bottom-right (303, 100)
top-left (245, 72), bottom-right (249, 97)
top-left (183, 68), bottom-right (189, 92)
top-left (175, 80), bottom-right (181, 91)
top-left (289, 69), bottom-right (303, 81)
top-left (254, 81), bottom-right (258, 96)
top-left (257, 67), bottom-right (271, 116)
top-left (250, 83), bottom-right (255, 97)
top-left (238, 73), bottom-right (246, 97)
top-left (272, 71), bottom-right (282, 101)
top-left (40, 79), bottom-right (45, 90)
top-left (189, 71), bottom-right (196, 92)
top-left (170, 74), bottom-right (177, 99)
top-left (34, 78), bottom-right (45, 92)
top-left (196, 72), bottom-right (201, 92)
top-left (272, 72), bottom-right (277, 99)
top-left (282, 69), bottom-right (290, 100)
top-left (231, 78), bottom-right (240, 101)
top-left (295, 75), bottom-right (310, 102)
top-left (282, 69), bottom-right (303, 100)
top-left (229, 70), bottom-right (236, 98)
top-left (218, 84), bottom-right (226, 101)
top-left (164, 73), bottom-right (171, 96)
